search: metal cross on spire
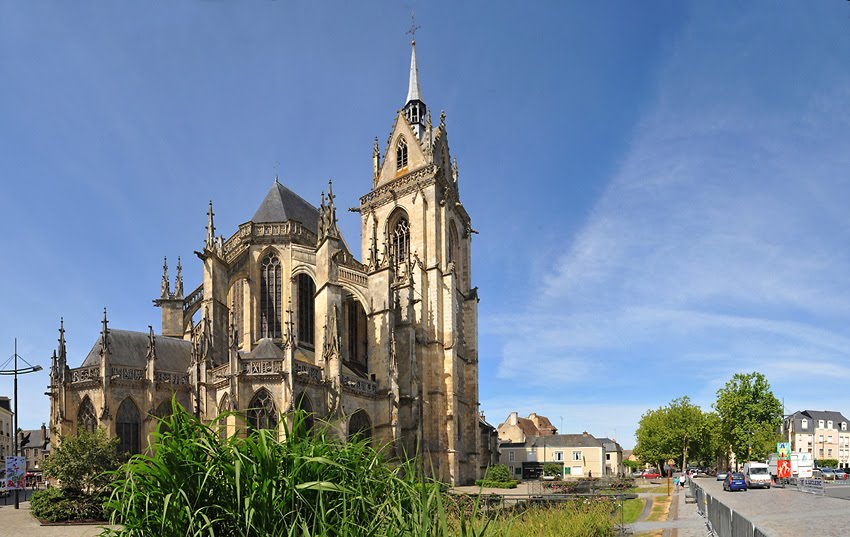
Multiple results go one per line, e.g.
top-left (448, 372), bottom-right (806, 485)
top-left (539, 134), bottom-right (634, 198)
top-left (274, 160), bottom-right (280, 183)
top-left (406, 11), bottom-right (420, 45)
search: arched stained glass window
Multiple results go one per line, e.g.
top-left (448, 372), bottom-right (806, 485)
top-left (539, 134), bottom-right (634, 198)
top-left (78, 397), bottom-right (97, 434)
top-left (391, 217), bottom-right (410, 264)
top-left (116, 398), bottom-right (141, 455)
top-left (448, 221), bottom-right (459, 266)
top-left (297, 274), bottom-right (315, 346)
top-left (260, 254), bottom-right (282, 339)
top-left (396, 137), bottom-right (408, 170)
top-left (348, 409), bottom-right (372, 444)
top-left (247, 389), bottom-right (278, 431)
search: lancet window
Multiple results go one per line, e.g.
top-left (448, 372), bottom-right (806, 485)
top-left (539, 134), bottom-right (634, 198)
top-left (297, 274), bottom-right (315, 346)
top-left (116, 398), bottom-right (141, 455)
top-left (230, 279), bottom-right (245, 345)
top-left (295, 392), bottom-right (315, 433)
top-left (260, 254), bottom-right (282, 339)
top-left (396, 137), bottom-right (408, 170)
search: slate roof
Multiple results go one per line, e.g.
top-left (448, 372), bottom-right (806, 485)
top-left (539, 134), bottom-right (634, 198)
top-left (529, 434), bottom-right (604, 449)
top-left (251, 181), bottom-right (320, 234)
top-left (598, 437), bottom-right (623, 453)
top-left (515, 417), bottom-right (540, 440)
top-left (801, 410), bottom-right (850, 424)
top-left (81, 329), bottom-right (192, 372)
top-left (242, 338), bottom-right (285, 360)
top-left (20, 428), bottom-right (50, 450)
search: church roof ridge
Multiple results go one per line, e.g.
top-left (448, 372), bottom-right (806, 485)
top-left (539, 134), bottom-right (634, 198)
top-left (81, 328), bottom-right (192, 372)
top-left (251, 180), bottom-right (320, 235)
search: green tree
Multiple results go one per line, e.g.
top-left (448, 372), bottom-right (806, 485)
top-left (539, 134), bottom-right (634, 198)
top-left (634, 396), bottom-right (709, 472)
top-left (43, 428), bottom-right (121, 494)
top-left (713, 372), bottom-right (782, 466)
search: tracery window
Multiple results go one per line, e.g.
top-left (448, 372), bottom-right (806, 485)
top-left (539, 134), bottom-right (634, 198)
top-left (116, 398), bottom-right (141, 455)
top-left (260, 254), bottom-right (282, 339)
top-left (247, 389), bottom-right (278, 431)
top-left (391, 217), bottom-right (410, 264)
top-left (297, 274), bottom-right (315, 346)
top-left (345, 299), bottom-right (368, 371)
top-left (348, 409), bottom-right (372, 444)
top-left (396, 137), bottom-right (408, 170)
top-left (77, 397), bottom-right (97, 433)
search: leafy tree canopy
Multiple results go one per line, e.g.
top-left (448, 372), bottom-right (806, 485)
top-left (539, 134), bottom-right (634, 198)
top-left (713, 372), bottom-right (782, 463)
top-left (634, 396), bottom-right (711, 471)
top-left (43, 428), bottom-right (121, 494)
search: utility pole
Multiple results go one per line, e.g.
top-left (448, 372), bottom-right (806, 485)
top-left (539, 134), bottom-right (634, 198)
top-left (0, 339), bottom-right (43, 509)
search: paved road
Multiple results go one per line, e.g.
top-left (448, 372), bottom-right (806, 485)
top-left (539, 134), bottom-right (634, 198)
top-left (0, 500), bottom-right (113, 537)
top-left (695, 477), bottom-right (850, 537)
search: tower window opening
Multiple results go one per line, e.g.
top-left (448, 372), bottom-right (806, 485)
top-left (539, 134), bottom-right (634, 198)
top-left (391, 217), bottom-right (410, 264)
top-left (396, 138), bottom-right (408, 170)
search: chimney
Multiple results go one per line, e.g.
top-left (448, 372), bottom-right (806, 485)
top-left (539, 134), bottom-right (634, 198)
top-left (509, 412), bottom-right (518, 426)
top-left (41, 422), bottom-right (47, 444)
top-left (582, 431), bottom-right (589, 437)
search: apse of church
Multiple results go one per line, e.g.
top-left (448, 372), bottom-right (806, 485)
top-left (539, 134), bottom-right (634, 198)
top-left (47, 35), bottom-right (480, 485)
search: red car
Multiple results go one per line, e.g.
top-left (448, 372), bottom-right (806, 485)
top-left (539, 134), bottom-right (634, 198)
top-left (640, 470), bottom-right (662, 479)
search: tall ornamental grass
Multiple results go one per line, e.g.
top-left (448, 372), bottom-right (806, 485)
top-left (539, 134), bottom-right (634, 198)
top-left (104, 404), bottom-right (471, 537)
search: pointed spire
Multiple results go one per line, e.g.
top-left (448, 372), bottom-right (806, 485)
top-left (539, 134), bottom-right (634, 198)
top-left (161, 256), bottom-right (170, 298)
top-left (175, 256), bottom-right (184, 298)
top-left (146, 325), bottom-right (157, 362)
top-left (100, 307), bottom-right (111, 356)
top-left (58, 317), bottom-right (66, 361)
top-left (406, 38), bottom-right (423, 104)
top-left (373, 136), bottom-right (381, 182)
top-left (205, 200), bottom-right (216, 250)
top-left (405, 12), bottom-right (423, 104)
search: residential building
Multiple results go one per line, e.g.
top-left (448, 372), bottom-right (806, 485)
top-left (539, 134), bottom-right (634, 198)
top-left (499, 431), bottom-right (606, 480)
top-left (497, 411), bottom-right (558, 444)
top-left (0, 397), bottom-right (12, 459)
top-left (48, 32), bottom-right (481, 485)
top-left (18, 424), bottom-right (51, 477)
top-left (599, 437), bottom-right (625, 476)
top-left (783, 410), bottom-right (850, 468)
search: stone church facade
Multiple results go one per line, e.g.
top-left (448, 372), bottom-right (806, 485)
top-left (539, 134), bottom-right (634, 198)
top-left (48, 37), bottom-right (481, 485)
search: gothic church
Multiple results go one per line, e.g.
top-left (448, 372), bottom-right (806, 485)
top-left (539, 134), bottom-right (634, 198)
top-left (48, 36), bottom-right (480, 485)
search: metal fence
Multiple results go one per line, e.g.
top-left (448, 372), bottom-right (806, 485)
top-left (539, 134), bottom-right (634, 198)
top-left (689, 480), bottom-right (771, 537)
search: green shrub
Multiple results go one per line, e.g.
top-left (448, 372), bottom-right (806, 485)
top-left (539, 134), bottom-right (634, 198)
top-left (484, 464), bottom-right (512, 482)
top-left (474, 479), bottom-right (518, 489)
top-left (543, 463), bottom-right (563, 477)
top-left (30, 487), bottom-right (108, 522)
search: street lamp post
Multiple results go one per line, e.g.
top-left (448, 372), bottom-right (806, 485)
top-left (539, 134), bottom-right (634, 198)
top-left (0, 339), bottom-right (43, 509)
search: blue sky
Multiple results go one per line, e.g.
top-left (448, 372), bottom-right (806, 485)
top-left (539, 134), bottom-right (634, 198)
top-left (2, 2), bottom-right (850, 449)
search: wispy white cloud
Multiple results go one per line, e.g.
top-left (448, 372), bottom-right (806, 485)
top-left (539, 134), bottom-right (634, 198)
top-left (486, 3), bottom-right (850, 448)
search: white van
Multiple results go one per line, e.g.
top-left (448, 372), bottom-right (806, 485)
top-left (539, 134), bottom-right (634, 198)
top-left (743, 461), bottom-right (771, 489)
top-left (768, 452), bottom-right (813, 479)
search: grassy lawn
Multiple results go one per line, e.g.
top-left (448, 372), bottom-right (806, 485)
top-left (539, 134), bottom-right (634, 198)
top-left (621, 497), bottom-right (645, 523)
top-left (642, 484), bottom-right (676, 494)
top-left (645, 494), bottom-right (671, 522)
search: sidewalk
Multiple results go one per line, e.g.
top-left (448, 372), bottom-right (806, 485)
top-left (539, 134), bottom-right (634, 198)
top-left (0, 499), bottom-right (114, 537)
top-left (628, 485), bottom-right (708, 536)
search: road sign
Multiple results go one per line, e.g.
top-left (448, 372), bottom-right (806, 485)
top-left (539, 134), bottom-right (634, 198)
top-left (777, 442), bottom-right (790, 459)
top-left (777, 459), bottom-right (791, 479)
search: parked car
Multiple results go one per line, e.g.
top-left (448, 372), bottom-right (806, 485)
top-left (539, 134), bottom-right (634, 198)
top-left (834, 468), bottom-right (848, 480)
top-left (820, 468), bottom-right (837, 481)
top-left (716, 471), bottom-right (728, 481)
top-left (640, 470), bottom-right (662, 479)
top-left (723, 472), bottom-right (747, 492)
